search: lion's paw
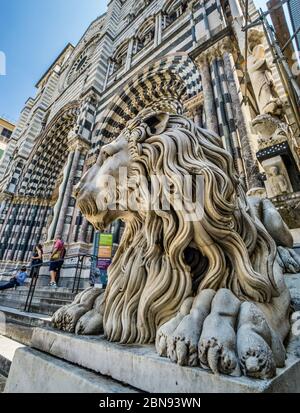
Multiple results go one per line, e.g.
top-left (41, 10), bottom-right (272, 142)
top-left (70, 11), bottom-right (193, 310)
top-left (75, 292), bottom-right (105, 335)
top-left (156, 297), bottom-right (193, 357)
top-left (236, 302), bottom-right (283, 379)
top-left (165, 290), bottom-right (215, 367)
top-left (52, 288), bottom-right (103, 333)
top-left (198, 289), bottom-right (241, 376)
top-left (52, 288), bottom-right (91, 330)
top-left (277, 246), bottom-right (300, 274)
top-left (237, 340), bottom-right (276, 379)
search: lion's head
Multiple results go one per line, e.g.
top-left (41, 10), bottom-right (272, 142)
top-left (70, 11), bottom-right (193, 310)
top-left (75, 111), bottom-right (278, 345)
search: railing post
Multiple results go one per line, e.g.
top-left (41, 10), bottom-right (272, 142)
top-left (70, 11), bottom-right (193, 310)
top-left (72, 255), bottom-right (81, 293)
top-left (24, 264), bottom-right (41, 313)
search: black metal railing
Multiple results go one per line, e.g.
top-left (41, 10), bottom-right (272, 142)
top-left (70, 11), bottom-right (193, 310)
top-left (72, 253), bottom-right (97, 294)
top-left (24, 263), bottom-right (44, 312)
top-left (0, 253), bottom-right (98, 313)
top-left (23, 253), bottom-right (97, 313)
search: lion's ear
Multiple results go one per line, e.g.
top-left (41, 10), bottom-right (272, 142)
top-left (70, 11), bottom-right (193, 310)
top-left (143, 112), bottom-right (170, 135)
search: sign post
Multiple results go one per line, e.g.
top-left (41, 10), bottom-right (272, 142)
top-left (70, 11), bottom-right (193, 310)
top-left (91, 232), bottom-right (113, 288)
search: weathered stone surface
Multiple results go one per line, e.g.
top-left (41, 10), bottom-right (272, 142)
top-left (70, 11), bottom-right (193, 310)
top-left (5, 347), bottom-right (139, 394)
top-left (0, 335), bottom-right (24, 376)
top-left (31, 328), bottom-right (300, 393)
top-left (285, 273), bottom-right (300, 311)
top-left (0, 374), bottom-right (6, 393)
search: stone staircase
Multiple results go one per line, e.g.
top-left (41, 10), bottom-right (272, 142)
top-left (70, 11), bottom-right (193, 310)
top-left (0, 305), bottom-right (52, 345)
top-left (0, 285), bottom-right (79, 316)
top-left (0, 284), bottom-right (78, 390)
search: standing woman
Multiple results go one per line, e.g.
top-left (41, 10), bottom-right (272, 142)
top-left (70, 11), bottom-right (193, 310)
top-left (49, 237), bottom-right (65, 288)
top-left (31, 244), bottom-right (43, 278)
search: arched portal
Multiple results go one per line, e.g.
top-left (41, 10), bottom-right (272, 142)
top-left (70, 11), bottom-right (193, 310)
top-left (94, 53), bottom-right (202, 150)
top-left (0, 102), bottom-right (83, 263)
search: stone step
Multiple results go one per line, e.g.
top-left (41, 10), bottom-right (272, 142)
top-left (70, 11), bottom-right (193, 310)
top-left (0, 286), bottom-right (78, 316)
top-left (0, 306), bottom-right (51, 345)
top-left (26, 303), bottom-right (63, 316)
top-left (0, 335), bottom-right (24, 377)
top-left (0, 287), bottom-right (79, 301)
top-left (5, 347), bottom-right (141, 394)
top-left (0, 299), bottom-right (62, 316)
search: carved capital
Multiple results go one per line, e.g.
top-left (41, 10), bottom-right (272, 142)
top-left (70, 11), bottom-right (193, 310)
top-left (195, 54), bottom-right (208, 69)
top-left (184, 93), bottom-right (204, 114)
top-left (80, 89), bottom-right (100, 106)
top-left (68, 135), bottom-right (91, 154)
top-left (0, 191), bottom-right (13, 203)
top-left (218, 36), bottom-right (234, 55)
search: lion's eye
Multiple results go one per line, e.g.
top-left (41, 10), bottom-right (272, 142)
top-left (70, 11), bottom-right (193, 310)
top-left (102, 151), bottom-right (110, 161)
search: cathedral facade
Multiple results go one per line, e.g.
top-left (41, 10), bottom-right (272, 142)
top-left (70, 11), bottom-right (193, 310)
top-left (0, 0), bottom-right (299, 286)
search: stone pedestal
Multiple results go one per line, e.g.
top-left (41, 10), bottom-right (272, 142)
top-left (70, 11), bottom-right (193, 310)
top-left (6, 327), bottom-right (299, 393)
top-left (5, 347), bottom-right (138, 394)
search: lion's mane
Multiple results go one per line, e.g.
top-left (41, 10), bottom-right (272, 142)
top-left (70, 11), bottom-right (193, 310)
top-left (103, 114), bottom-right (278, 345)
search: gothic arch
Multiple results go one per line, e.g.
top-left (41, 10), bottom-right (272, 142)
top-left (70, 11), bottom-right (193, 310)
top-left (95, 53), bottom-right (202, 146)
top-left (136, 15), bottom-right (155, 41)
top-left (162, 0), bottom-right (187, 14)
top-left (18, 101), bottom-right (80, 199)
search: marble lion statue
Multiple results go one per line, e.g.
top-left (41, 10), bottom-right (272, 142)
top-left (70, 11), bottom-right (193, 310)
top-left (52, 110), bottom-right (300, 380)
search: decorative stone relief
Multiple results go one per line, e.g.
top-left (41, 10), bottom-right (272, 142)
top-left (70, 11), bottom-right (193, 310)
top-left (247, 29), bottom-right (282, 117)
top-left (252, 114), bottom-right (290, 150)
top-left (262, 156), bottom-right (293, 198)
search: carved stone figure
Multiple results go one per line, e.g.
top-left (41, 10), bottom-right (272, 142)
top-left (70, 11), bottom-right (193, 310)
top-left (52, 110), bottom-right (299, 380)
top-left (267, 166), bottom-right (289, 196)
top-left (261, 156), bottom-right (293, 198)
top-left (248, 29), bottom-right (282, 116)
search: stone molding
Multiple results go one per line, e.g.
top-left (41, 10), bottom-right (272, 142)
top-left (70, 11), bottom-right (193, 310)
top-left (183, 92), bottom-right (204, 114)
top-left (67, 135), bottom-right (91, 154)
top-left (195, 36), bottom-right (238, 66)
top-left (9, 196), bottom-right (49, 206)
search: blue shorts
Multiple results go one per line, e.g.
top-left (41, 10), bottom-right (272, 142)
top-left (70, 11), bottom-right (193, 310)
top-left (49, 260), bottom-right (63, 272)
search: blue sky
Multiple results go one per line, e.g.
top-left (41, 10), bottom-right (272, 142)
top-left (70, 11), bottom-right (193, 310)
top-left (0, 0), bottom-right (107, 123)
top-left (0, 0), bottom-right (292, 124)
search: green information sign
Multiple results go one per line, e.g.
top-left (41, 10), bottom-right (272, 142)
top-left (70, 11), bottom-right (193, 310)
top-left (99, 234), bottom-right (113, 247)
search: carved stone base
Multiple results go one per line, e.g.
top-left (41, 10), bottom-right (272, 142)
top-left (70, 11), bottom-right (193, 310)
top-left (20, 327), bottom-right (300, 393)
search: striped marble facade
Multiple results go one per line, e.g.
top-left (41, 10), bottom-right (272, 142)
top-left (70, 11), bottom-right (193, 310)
top-left (0, 0), bottom-right (295, 273)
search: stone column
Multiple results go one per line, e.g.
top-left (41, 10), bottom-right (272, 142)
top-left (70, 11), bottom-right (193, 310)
top-left (202, 0), bottom-right (210, 36)
top-left (79, 218), bottom-right (89, 243)
top-left (220, 38), bottom-right (262, 188)
top-left (125, 38), bottom-right (134, 72)
top-left (54, 142), bottom-right (82, 239)
top-left (103, 59), bottom-right (112, 91)
top-left (47, 150), bottom-right (74, 241)
top-left (228, 0), bottom-right (244, 20)
top-left (196, 55), bottom-right (219, 135)
top-left (0, 194), bottom-right (12, 240)
top-left (155, 13), bottom-right (162, 46)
